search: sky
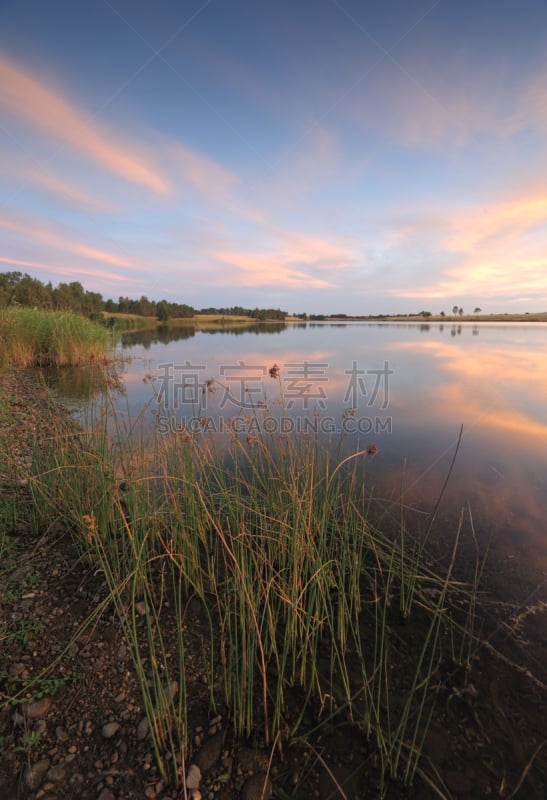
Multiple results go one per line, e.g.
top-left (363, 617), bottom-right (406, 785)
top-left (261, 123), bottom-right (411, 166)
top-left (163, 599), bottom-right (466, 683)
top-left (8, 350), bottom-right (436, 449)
top-left (1, 0), bottom-right (547, 315)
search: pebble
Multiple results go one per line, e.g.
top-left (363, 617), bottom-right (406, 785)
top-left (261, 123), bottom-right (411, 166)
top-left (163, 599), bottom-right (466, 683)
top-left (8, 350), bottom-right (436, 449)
top-left (56, 726), bottom-right (69, 742)
top-left (97, 790), bottom-right (116, 800)
top-left (24, 697), bottom-right (53, 719)
top-left (23, 758), bottom-right (51, 790)
top-left (137, 716), bottom-right (149, 741)
top-left (240, 773), bottom-right (273, 800)
top-left (193, 729), bottom-right (224, 773)
top-left (162, 681), bottom-right (179, 703)
top-left (102, 722), bottom-right (121, 739)
top-left (116, 645), bottom-right (127, 661)
top-left (46, 764), bottom-right (66, 782)
top-left (186, 763), bottom-right (202, 790)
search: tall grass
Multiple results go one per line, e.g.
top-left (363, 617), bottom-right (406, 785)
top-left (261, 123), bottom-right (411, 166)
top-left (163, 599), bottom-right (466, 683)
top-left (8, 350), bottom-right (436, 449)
top-left (27, 384), bottom-right (483, 796)
top-left (0, 308), bottom-right (109, 367)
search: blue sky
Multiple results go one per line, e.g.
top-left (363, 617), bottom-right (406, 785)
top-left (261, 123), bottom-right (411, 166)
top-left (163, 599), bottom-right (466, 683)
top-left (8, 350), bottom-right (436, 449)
top-left (1, 0), bottom-right (547, 314)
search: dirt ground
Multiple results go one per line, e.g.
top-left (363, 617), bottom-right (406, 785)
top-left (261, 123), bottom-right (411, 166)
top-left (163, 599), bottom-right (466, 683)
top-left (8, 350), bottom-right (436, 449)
top-left (1, 371), bottom-right (546, 800)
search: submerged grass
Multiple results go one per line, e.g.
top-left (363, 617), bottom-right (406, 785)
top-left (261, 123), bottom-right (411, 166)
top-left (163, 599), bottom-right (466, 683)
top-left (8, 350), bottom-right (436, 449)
top-left (27, 382), bottom-right (483, 796)
top-left (0, 308), bottom-right (109, 367)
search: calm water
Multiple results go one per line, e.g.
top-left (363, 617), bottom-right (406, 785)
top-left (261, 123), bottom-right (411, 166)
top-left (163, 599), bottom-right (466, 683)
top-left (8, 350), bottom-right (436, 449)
top-left (52, 321), bottom-right (547, 583)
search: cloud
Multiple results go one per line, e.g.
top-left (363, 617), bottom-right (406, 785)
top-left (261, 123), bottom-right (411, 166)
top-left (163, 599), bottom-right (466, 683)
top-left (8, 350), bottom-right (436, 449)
top-left (339, 48), bottom-right (547, 150)
top-left (210, 250), bottom-right (334, 289)
top-left (167, 140), bottom-right (239, 204)
top-left (20, 167), bottom-right (116, 212)
top-left (0, 255), bottom-right (127, 283)
top-left (254, 127), bottom-right (351, 211)
top-left (376, 185), bottom-right (547, 305)
top-left (0, 51), bottom-right (169, 194)
top-left (205, 226), bottom-right (355, 290)
top-left (0, 212), bottom-right (138, 269)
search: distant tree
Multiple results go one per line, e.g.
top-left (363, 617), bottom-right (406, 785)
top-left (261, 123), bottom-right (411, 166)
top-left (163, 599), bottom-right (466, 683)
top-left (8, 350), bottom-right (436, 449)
top-left (474, 307), bottom-right (482, 314)
top-left (440, 311), bottom-right (445, 317)
top-left (419, 310), bottom-right (432, 318)
top-left (173, 303), bottom-right (194, 318)
top-left (136, 295), bottom-right (155, 317)
top-left (117, 296), bottom-right (130, 314)
top-left (459, 307), bottom-right (464, 316)
top-left (452, 305), bottom-right (459, 315)
top-left (156, 300), bottom-right (170, 323)
top-left (13, 274), bottom-right (52, 308)
top-left (53, 282), bottom-right (84, 312)
top-left (82, 290), bottom-right (104, 316)
top-left (0, 271), bottom-right (23, 307)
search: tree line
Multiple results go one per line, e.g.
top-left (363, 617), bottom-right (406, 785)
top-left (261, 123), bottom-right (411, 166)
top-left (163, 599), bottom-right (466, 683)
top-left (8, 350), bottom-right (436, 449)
top-left (0, 272), bottom-right (287, 322)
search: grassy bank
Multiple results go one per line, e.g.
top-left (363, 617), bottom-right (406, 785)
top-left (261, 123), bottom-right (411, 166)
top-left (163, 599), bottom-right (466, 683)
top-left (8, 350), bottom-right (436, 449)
top-left (23, 382), bottom-right (488, 797)
top-left (104, 311), bottom-right (286, 331)
top-left (0, 308), bottom-right (110, 368)
top-left (382, 312), bottom-right (547, 323)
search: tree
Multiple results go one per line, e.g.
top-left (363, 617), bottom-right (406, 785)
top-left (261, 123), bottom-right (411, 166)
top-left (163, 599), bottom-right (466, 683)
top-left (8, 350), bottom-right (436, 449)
top-left (459, 307), bottom-right (464, 316)
top-left (452, 305), bottom-right (459, 315)
top-left (474, 307), bottom-right (482, 314)
top-left (156, 300), bottom-right (169, 323)
top-left (440, 311), bottom-right (445, 317)
top-left (13, 274), bottom-right (52, 308)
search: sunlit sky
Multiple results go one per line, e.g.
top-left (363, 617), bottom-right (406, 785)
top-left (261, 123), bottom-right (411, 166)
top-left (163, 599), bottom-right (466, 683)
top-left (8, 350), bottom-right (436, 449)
top-left (1, 0), bottom-right (547, 314)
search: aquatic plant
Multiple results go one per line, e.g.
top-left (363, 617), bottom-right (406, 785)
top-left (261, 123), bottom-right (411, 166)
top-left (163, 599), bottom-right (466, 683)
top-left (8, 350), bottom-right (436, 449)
top-left (0, 308), bottom-right (109, 368)
top-left (27, 377), bottom-right (482, 797)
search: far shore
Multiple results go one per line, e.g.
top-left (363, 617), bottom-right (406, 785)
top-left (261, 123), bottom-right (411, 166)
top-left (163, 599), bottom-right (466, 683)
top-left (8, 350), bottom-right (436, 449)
top-left (289, 312), bottom-right (547, 323)
top-left (105, 310), bottom-right (547, 330)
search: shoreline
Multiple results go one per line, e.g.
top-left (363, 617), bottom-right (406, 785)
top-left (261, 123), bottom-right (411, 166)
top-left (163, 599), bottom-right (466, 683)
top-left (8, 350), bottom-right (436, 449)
top-left (1, 370), bottom-right (546, 799)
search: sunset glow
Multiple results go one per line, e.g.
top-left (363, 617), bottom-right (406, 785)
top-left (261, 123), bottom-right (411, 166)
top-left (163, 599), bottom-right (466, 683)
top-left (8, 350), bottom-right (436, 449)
top-left (1, 1), bottom-right (547, 313)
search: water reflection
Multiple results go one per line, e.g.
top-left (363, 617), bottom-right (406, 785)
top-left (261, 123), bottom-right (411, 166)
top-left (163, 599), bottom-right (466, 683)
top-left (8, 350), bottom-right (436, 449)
top-left (36, 363), bottom-right (122, 403)
top-left (121, 325), bottom-right (197, 348)
top-left (44, 322), bottom-right (547, 580)
top-left (120, 322), bottom-right (287, 349)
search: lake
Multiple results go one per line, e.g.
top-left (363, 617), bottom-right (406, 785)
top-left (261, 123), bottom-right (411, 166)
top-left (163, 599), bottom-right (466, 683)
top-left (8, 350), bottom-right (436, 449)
top-left (54, 320), bottom-right (547, 597)
top-left (40, 318), bottom-right (547, 796)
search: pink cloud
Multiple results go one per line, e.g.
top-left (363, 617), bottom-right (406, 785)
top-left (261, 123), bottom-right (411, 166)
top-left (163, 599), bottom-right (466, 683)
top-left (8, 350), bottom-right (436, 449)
top-left (0, 212), bottom-right (138, 270)
top-left (205, 228), bottom-right (354, 290)
top-left (381, 186), bottom-right (547, 303)
top-left (21, 167), bottom-right (116, 212)
top-left (211, 250), bottom-right (334, 289)
top-left (0, 255), bottom-right (126, 283)
top-left (0, 52), bottom-right (169, 194)
top-left (167, 141), bottom-right (239, 202)
top-left (275, 232), bottom-right (355, 273)
top-left (340, 51), bottom-right (547, 150)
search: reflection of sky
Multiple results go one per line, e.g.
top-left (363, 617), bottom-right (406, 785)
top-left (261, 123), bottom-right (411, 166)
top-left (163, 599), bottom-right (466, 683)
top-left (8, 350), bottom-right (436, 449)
top-left (101, 322), bottom-right (547, 569)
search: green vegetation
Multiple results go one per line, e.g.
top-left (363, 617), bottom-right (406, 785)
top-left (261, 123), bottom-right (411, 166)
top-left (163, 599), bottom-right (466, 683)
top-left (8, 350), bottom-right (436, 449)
top-left (0, 271), bottom-right (288, 324)
top-left (0, 307), bottom-right (109, 368)
top-left (26, 383), bottom-right (482, 796)
top-left (4, 270), bottom-right (547, 324)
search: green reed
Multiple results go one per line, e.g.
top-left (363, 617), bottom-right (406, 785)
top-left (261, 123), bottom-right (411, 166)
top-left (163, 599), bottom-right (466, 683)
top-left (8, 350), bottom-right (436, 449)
top-left (27, 382), bottom-right (483, 795)
top-left (0, 308), bottom-right (109, 368)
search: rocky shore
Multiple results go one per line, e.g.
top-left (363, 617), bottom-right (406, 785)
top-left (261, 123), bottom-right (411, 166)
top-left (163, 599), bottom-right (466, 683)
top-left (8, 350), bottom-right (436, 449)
top-left (1, 371), bottom-right (546, 800)
top-left (0, 372), bottom-right (274, 800)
